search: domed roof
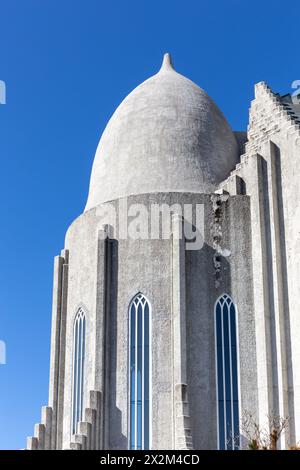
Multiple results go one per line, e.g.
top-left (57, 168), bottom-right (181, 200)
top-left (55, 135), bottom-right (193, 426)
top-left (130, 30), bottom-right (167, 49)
top-left (85, 53), bottom-right (239, 211)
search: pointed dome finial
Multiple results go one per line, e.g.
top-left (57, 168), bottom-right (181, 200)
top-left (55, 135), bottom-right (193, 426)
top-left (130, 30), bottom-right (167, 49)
top-left (159, 53), bottom-right (175, 72)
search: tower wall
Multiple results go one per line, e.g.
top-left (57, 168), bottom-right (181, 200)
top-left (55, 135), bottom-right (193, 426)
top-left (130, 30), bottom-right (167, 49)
top-left (55, 192), bottom-right (256, 449)
top-left (220, 82), bottom-right (300, 446)
top-left (25, 68), bottom-right (300, 450)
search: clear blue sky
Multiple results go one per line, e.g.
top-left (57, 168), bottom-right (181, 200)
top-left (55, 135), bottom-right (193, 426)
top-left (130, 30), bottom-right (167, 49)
top-left (0, 0), bottom-right (298, 449)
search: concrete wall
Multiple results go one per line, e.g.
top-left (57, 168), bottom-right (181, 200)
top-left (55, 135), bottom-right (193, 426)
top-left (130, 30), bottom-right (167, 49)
top-left (26, 80), bottom-right (300, 450)
top-left (220, 82), bottom-right (300, 446)
top-left (58, 192), bottom-right (256, 450)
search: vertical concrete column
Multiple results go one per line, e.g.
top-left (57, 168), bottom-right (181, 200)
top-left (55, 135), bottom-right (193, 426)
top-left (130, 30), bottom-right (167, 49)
top-left (89, 390), bottom-right (102, 450)
top-left (27, 437), bottom-right (38, 450)
top-left (69, 442), bottom-right (81, 450)
top-left (251, 154), bottom-right (274, 423)
top-left (268, 142), bottom-right (294, 445)
top-left (85, 407), bottom-right (97, 450)
top-left (172, 215), bottom-right (187, 386)
top-left (48, 255), bottom-right (63, 449)
top-left (78, 421), bottom-right (92, 450)
top-left (56, 249), bottom-right (69, 449)
top-left (34, 424), bottom-right (45, 450)
top-left (41, 406), bottom-right (52, 450)
top-left (48, 249), bottom-right (69, 449)
top-left (171, 214), bottom-right (193, 450)
top-left (95, 227), bottom-right (111, 449)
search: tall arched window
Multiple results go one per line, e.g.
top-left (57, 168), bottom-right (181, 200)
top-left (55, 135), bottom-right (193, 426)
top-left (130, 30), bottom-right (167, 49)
top-left (129, 293), bottom-right (151, 450)
top-left (215, 294), bottom-right (239, 450)
top-left (71, 308), bottom-right (86, 435)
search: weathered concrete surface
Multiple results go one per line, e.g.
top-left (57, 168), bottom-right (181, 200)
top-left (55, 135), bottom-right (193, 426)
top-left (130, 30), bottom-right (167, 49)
top-left (26, 57), bottom-right (300, 451)
top-left (220, 82), bottom-right (300, 446)
top-left (85, 54), bottom-right (239, 211)
top-left (61, 192), bottom-right (256, 449)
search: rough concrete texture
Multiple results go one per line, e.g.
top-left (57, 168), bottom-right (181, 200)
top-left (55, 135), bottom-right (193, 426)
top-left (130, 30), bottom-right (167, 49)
top-left (85, 54), bottom-right (239, 211)
top-left (220, 81), bottom-right (300, 446)
top-left (26, 56), bottom-right (300, 450)
top-left (58, 192), bottom-right (256, 450)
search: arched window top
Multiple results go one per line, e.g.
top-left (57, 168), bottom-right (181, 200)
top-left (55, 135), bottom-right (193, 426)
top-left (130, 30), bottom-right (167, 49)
top-left (74, 306), bottom-right (86, 323)
top-left (216, 293), bottom-right (233, 307)
top-left (130, 292), bottom-right (149, 308)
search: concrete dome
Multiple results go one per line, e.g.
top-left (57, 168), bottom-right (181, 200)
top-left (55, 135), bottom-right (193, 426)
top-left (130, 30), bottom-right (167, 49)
top-left (85, 53), bottom-right (239, 211)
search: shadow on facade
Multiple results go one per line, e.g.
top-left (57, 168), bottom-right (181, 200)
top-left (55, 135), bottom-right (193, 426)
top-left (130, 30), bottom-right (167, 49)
top-left (107, 238), bottom-right (128, 449)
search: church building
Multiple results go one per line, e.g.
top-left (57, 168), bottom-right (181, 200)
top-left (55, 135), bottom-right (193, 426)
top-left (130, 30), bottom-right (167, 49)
top-left (27, 54), bottom-right (300, 450)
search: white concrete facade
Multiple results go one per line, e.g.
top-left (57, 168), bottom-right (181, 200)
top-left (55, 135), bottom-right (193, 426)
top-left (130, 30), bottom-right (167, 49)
top-left (26, 55), bottom-right (300, 450)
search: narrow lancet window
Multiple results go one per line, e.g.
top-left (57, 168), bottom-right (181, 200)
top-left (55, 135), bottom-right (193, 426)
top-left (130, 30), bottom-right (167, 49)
top-left (71, 308), bottom-right (86, 435)
top-left (215, 294), bottom-right (239, 449)
top-left (129, 293), bottom-right (151, 450)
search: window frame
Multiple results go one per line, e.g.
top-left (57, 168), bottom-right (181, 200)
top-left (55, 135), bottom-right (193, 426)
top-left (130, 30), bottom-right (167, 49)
top-left (128, 293), bottom-right (152, 450)
top-left (71, 307), bottom-right (86, 436)
top-left (214, 294), bottom-right (240, 450)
